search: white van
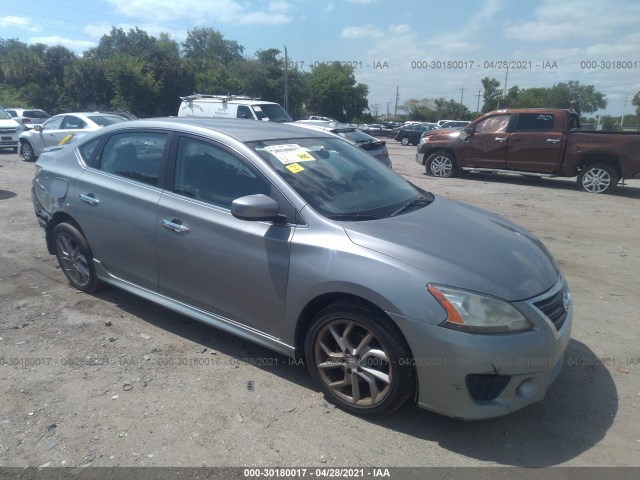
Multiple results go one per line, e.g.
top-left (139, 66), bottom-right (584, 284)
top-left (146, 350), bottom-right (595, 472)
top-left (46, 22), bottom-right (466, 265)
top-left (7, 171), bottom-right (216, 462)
top-left (178, 94), bottom-right (293, 122)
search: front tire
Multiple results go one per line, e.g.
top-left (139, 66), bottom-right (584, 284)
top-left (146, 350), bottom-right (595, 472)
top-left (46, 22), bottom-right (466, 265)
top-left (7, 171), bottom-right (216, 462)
top-left (426, 151), bottom-right (457, 177)
top-left (304, 303), bottom-right (415, 417)
top-left (20, 140), bottom-right (37, 162)
top-left (400, 136), bottom-right (410, 146)
top-left (52, 223), bottom-right (102, 292)
top-left (577, 163), bottom-right (618, 194)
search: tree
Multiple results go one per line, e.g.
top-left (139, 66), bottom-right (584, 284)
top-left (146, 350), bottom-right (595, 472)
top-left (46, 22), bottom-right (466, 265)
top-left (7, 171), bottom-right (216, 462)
top-left (631, 91), bottom-right (640, 117)
top-left (548, 81), bottom-right (606, 114)
top-left (481, 77), bottom-right (502, 112)
top-left (182, 28), bottom-right (244, 70)
top-left (306, 62), bottom-right (368, 122)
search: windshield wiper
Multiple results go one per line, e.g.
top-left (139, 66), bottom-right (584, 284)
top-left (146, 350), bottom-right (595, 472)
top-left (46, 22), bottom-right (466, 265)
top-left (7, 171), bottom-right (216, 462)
top-left (327, 213), bottom-right (382, 221)
top-left (390, 196), bottom-right (433, 217)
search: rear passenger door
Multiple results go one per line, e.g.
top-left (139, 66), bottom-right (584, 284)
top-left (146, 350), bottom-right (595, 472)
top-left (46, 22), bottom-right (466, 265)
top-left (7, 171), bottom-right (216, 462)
top-left (156, 134), bottom-right (293, 334)
top-left (506, 112), bottom-right (563, 172)
top-left (71, 130), bottom-right (169, 290)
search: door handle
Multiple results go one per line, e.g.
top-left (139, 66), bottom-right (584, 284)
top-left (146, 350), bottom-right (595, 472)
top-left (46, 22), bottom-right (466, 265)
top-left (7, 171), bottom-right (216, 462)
top-left (546, 138), bottom-right (561, 143)
top-left (79, 193), bottom-right (100, 205)
top-left (494, 137), bottom-right (507, 143)
top-left (160, 218), bottom-right (190, 234)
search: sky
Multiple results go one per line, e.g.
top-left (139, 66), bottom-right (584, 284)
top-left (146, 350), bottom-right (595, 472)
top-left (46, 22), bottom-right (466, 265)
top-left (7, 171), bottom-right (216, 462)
top-left (2, 0), bottom-right (640, 117)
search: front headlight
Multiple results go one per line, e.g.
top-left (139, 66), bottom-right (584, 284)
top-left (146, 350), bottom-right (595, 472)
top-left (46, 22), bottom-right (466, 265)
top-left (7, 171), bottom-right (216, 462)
top-left (419, 136), bottom-right (431, 146)
top-left (428, 284), bottom-right (532, 333)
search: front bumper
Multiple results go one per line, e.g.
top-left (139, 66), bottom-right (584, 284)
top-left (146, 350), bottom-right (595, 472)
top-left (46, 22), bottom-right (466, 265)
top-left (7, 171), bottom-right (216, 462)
top-left (390, 278), bottom-right (572, 419)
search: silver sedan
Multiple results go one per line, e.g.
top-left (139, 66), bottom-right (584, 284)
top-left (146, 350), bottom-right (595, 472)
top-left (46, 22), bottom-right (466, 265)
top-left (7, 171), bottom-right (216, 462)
top-left (32, 118), bottom-right (571, 419)
top-left (19, 112), bottom-right (126, 161)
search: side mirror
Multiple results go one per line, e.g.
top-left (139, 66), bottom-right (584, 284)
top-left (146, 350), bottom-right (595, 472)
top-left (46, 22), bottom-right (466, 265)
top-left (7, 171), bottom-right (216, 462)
top-left (34, 124), bottom-right (43, 132)
top-left (459, 127), bottom-right (473, 141)
top-left (231, 194), bottom-right (281, 222)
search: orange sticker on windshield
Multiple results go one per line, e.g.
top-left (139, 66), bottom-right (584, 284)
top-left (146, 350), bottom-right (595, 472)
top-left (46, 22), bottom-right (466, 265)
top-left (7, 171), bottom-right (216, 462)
top-left (286, 163), bottom-right (305, 173)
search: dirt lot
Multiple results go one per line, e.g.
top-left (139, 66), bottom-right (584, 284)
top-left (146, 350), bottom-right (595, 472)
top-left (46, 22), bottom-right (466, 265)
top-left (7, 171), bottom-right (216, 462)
top-left (1, 142), bottom-right (639, 469)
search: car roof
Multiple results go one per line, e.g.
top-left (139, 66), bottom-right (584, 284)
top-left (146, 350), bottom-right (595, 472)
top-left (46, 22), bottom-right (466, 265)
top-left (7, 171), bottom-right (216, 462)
top-left (112, 117), bottom-right (335, 142)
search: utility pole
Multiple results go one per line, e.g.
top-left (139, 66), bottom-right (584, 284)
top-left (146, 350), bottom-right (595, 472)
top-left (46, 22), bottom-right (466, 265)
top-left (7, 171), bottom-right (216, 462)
top-left (283, 45), bottom-right (289, 112)
top-left (386, 102), bottom-right (391, 119)
top-left (459, 88), bottom-right (466, 119)
top-left (475, 89), bottom-right (482, 114)
top-left (394, 86), bottom-right (399, 120)
top-left (621, 94), bottom-right (628, 128)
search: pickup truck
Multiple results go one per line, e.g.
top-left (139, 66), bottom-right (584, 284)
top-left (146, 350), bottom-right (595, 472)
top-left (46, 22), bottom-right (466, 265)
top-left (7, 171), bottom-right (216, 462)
top-left (415, 108), bottom-right (640, 193)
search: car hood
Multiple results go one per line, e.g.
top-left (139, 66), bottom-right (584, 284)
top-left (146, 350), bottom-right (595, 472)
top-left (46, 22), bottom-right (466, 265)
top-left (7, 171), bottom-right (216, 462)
top-left (342, 196), bottom-right (559, 301)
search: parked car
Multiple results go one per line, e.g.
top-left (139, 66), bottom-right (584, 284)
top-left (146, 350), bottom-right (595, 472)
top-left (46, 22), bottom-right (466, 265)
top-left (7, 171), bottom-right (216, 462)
top-left (19, 112), bottom-right (126, 161)
top-left (5, 108), bottom-right (50, 125)
top-left (438, 120), bottom-right (470, 129)
top-left (290, 121), bottom-right (392, 167)
top-left (395, 123), bottom-right (439, 146)
top-left (306, 115), bottom-right (339, 123)
top-left (32, 118), bottom-right (571, 419)
top-left (95, 111), bottom-right (138, 121)
top-left (0, 108), bottom-right (22, 152)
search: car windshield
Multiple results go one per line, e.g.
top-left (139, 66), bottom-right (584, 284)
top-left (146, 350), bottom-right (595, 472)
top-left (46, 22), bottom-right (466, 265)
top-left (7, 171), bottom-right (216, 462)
top-left (87, 115), bottom-right (127, 127)
top-left (249, 137), bottom-right (423, 219)
top-left (252, 104), bottom-right (293, 123)
top-left (0, 109), bottom-right (12, 119)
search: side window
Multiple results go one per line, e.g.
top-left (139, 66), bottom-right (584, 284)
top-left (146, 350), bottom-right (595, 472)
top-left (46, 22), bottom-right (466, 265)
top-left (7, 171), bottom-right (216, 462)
top-left (514, 113), bottom-right (555, 132)
top-left (99, 132), bottom-right (167, 186)
top-left (237, 105), bottom-right (253, 119)
top-left (60, 116), bottom-right (87, 130)
top-left (173, 136), bottom-right (271, 208)
top-left (43, 116), bottom-right (64, 130)
top-left (475, 114), bottom-right (511, 134)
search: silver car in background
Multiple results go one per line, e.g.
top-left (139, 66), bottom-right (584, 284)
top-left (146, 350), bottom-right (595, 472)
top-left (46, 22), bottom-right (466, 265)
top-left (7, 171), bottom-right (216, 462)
top-left (32, 118), bottom-right (571, 419)
top-left (291, 120), bottom-right (392, 167)
top-left (19, 112), bottom-right (126, 161)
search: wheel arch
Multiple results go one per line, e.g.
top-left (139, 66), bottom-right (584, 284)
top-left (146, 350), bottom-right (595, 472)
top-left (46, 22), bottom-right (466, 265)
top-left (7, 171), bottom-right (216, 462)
top-left (574, 154), bottom-right (622, 179)
top-left (422, 147), bottom-right (458, 163)
top-left (293, 292), bottom-right (414, 362)
top-left (45, 212), bottom-right (84, 255)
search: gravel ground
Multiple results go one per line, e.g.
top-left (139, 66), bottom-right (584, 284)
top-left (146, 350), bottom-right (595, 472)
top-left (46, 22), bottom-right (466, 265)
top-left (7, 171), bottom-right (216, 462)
top-left (0, 142), bottom-right (639, 469)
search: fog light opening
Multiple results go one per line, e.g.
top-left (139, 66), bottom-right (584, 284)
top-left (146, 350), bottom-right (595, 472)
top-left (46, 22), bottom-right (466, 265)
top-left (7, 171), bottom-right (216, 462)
top-left (516, 378), bottom-right (538, 399)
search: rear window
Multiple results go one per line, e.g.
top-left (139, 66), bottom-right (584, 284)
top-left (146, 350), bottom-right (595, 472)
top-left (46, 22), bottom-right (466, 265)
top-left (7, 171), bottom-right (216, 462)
top-left (332, 128), bottom-right (375, 144)
top-left (24, 110), bottom-right (49, 119)
top-left (515, 113), bottom-right (555, 132)
top-left (88, 115), bottom-right (127, 127)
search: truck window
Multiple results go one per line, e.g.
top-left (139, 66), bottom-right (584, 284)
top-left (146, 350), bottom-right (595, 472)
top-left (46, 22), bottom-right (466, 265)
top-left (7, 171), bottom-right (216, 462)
top-left (514, 113), bottom-right (555, 132)
top-left (475, 114), bottom-right (511, 134)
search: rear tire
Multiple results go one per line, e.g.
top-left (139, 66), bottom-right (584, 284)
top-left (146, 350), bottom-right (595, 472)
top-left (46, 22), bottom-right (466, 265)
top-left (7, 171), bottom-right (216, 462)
top-left (577, 163), bottom-right (618, 194)
top-left (400, 136), bottom-right (410, 146)
top-left (304, 302), bottom-right (415, 417)
top-left (52, 223), bottom-right (102, 292)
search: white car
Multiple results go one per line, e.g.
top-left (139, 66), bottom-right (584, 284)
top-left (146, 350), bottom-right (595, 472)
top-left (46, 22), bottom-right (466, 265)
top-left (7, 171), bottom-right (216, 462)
top-left (0, 108), bottom-right (22, 152)
top-left (19, 112), bottom-right (126, 161)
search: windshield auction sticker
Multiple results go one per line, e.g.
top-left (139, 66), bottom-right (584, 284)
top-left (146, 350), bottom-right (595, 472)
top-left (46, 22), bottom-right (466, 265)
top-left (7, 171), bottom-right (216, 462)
top-left (286, 163), bottom-right (305, 173)
top-left (265, 144), bottom-right (315, 164)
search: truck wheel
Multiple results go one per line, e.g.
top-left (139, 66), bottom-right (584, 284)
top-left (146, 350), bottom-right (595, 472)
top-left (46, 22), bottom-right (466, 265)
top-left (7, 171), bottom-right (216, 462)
top-left (426, 151), bottom-right (457, 178)
top-left (577, 163), bottom-right (618, 194)
top-left (400, 136), bottom-right (410, 146)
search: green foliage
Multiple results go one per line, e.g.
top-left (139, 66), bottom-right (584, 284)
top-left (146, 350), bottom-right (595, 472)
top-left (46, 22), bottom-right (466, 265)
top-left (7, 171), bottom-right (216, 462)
top-left (481, 78), bottom-right (607, 114)
top-left (400, 97), bottom-right (471, 121)
top-left (306, 62), bottom-right (368, 122)
top-left (632, 91), bottom-right (640, 117)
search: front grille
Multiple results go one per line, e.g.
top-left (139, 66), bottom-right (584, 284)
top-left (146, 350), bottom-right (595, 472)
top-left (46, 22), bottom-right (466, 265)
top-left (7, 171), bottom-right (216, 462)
top-left (466, 374), bottom-right (511, 401)
top-left (534, 288), bottom-right (568, 331)
top-left (0, 128), bottom-right (18, 134)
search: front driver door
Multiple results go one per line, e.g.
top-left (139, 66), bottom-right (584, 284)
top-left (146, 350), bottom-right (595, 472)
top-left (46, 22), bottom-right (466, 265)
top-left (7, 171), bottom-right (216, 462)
top-left (457, 114), bottom-right (512, 168)
top-left (157, 135), bottom-right (293, 335)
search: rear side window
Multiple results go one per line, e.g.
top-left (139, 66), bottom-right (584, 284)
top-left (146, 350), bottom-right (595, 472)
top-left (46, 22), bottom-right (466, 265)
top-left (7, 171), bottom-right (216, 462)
top-left (99, 132), bottom-right (167, 186)
top-left (88, 115), bottom-right (126, 127)
top-left (515, 113), bottom-right (555, 132)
